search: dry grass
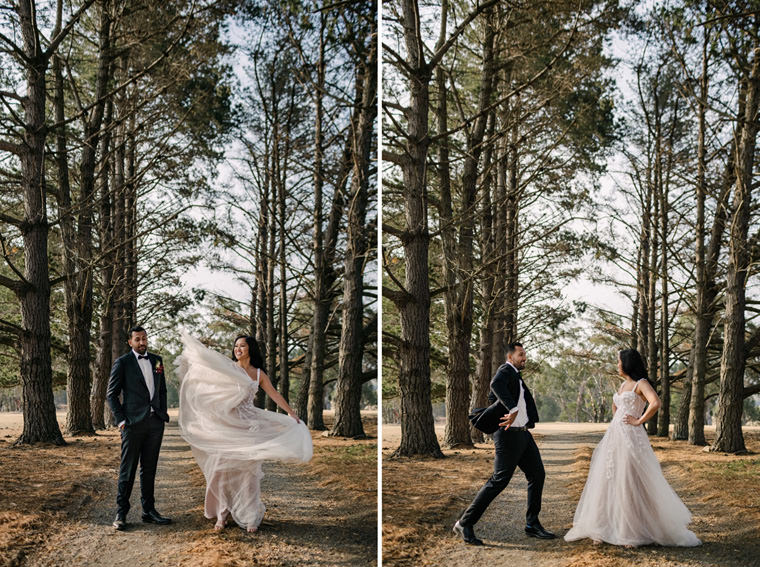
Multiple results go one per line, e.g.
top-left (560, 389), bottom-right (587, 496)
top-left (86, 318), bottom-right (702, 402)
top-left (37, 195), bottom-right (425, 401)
top-left (382, 423), bottom-right (760, 567)
top-left (381, 438), bottom-right (516, 566)
top-left (0, 423), bottom-right (120, 567)
top-left (308, 418), bottom-right (378, 501)
top-left (0, 410), bottom-right (378, 567)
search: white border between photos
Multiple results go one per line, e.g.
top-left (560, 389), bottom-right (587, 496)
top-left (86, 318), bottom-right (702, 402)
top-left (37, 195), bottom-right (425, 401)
top-left (376, 0), bottom-right (384, 565)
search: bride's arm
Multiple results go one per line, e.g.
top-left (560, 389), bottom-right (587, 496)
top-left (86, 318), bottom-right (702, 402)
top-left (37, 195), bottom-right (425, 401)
top-left (630, 380), bottom-right (661, 426)
top-left (257, 371), bottom-right (301, 422)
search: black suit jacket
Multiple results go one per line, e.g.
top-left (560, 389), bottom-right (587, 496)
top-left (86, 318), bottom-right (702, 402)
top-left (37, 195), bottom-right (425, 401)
top-left (107, 351), bottom-right (169, 426)
top-left (488, 363), bottom-right (539, 429)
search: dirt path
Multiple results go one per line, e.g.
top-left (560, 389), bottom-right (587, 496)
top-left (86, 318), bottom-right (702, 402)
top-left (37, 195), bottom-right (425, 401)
top-left (20, 413), bottom-right (376, 567)
top-left (383, 423), bottom-right (760, 567)
top-left (423, 425), bottom-right (601, 567)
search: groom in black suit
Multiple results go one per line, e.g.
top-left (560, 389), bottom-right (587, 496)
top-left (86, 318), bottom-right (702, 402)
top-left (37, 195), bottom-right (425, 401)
top-left (453, 342), bottom-right (555, 544)
top-left (107, 326), bottom-right (171, 530)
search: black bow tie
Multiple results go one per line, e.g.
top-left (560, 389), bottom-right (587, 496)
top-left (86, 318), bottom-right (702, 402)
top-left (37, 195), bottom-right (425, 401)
top-left (138, 354), bottom-right (149, 360)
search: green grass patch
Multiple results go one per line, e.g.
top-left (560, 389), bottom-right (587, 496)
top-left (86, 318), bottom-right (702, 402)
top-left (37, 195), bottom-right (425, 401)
top-left (318, 443), bottom-right (377, 464)
top-left (702, 458), bottom-right (760, 478)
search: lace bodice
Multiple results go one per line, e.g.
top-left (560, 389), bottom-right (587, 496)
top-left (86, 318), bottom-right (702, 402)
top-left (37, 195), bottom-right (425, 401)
top-left (612, 388), bottom-right (646, 421)
top-left (236, 368), bottom-right (260, 416)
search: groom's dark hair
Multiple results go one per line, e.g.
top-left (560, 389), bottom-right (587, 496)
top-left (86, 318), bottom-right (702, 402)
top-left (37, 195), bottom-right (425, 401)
top-left (506, 342), bottom-right (523, 355)
top-left (128, 325), bottom-right (146, 338)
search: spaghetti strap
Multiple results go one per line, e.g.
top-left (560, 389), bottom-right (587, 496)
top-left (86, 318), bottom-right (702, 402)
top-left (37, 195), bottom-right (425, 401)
top-left (633, 379), bottom-right (644, 393)
top-left (256, 368), bottom-right (260, 381)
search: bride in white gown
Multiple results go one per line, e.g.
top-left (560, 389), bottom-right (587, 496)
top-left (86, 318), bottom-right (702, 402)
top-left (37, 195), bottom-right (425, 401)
top-left (564, 348), bottom-right (700, 547)
top-left (177, 332), bottom-right (312, 532)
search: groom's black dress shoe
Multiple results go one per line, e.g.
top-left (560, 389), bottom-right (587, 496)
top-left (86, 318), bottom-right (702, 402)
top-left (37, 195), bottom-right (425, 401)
top-left (112, 514), bottom-right (126, 531)
top-left (525, 522), bottom-right (556, 539)
top-left (453, 520), bottom-right (484, 545)
top-left (142, 509), bottom-right (171, 525)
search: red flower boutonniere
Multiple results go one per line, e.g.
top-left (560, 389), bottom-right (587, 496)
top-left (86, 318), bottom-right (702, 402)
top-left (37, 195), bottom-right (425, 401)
top-left (155, 362), bottom-right (164, 375)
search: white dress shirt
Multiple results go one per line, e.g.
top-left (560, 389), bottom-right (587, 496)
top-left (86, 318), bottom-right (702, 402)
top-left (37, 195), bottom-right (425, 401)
top-left (505, 361), bottom-right (529, 427)
top-left (134, 350), bottom-right (155, 400)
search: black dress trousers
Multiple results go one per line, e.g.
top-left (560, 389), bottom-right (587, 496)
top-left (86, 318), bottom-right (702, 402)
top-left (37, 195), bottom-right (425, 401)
top-left (459, 427), bottom-right (545, 527)
top-left (116, 413), bottom-right (165, 515)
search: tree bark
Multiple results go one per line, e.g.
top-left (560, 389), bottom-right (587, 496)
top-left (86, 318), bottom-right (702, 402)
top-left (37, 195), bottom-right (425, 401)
top-left (255, 141), bottom-right (270, 410)
top-left (265, 85), bottom-right (281, 413)
top-left (110, 92), bottom-right (129, 383)
top-left (644, 91), bottom-right (660, 436)
top-left (472, 110), bottom-right (497, 443)
top-left (307, 11), bottom-right (329, 429)
top-left (14, 0), bottom-right (65, 445)
top-left (58, 0), bottom-right (111, 435)
top-left (712, 40), bottom-right (760, 454)
top-left (439, 5), bottom-right (496, 449)
top-left (91, 99), bottom-right (115, 430)
top-left (331, 20), bottom-right (376, 438)
top-left (390, 0), bottom-right (442, 458)
top-left (688, 31), bottom-right (712, 445)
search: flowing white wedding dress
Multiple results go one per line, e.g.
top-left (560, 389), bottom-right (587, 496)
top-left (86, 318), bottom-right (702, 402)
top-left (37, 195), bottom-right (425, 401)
top-left (176, 332), bottom-right (312, 530)
top-left (564, 380), bottom-right (700, 547)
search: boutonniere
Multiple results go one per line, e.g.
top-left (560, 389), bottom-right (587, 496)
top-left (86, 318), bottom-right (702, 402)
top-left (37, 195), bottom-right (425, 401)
top-left (155, 362), bottom-right (164, 374)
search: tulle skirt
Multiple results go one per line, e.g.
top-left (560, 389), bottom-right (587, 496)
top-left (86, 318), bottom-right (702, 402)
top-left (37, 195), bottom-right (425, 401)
top-left (564, 419), bottom-right (700, 547)
top-left (177, 333), bottom-right (312, 529)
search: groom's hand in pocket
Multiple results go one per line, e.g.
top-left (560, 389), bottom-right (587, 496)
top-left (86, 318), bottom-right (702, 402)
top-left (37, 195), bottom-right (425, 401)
top-left (499, 411), bottom-right (517, 430)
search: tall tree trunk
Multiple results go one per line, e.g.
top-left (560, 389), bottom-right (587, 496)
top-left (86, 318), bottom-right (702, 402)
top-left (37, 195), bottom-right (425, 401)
top-left (440, 5), bottom-right (495, 449)
top-left (276, 85), bottom-right (297, 412)
top-left (690, 136), bottom-right (735, 446)
top-left (645, 160), bottom-right (659, 436)
top-left (255, 156), bottom-right (270, 410)
top-left (504, 107), bottom-right (520, 346)
top-left (266, 149), bottom-right (278, 412)
top-left (91, 99), bottom-right (114, 430)
top-left (14, 1), bottom-right (65, 445)
top-left (307, 11), bottom-right (328, 430)
top-left (110, 96), bottom-right (128, 384)
top-left (490, 112), bottom-right (508, 372)
top-left (472, 110), bottom-right (497, 444)
top-left (390, 0), bottom-right (442, 457)
top-left (688, 31), bottom-right (711, 445)
top-left (266, 99), bottom-right (281, 413)
top-left (712, 40), bottom-right (760, 454)
top-left (386, 0), bottom-right (496, 456)
top-left (657, 93), bottom-right (679, 437)
top-left (60, 0), bottom-right (111, 435)
top-left (331, 25), bottom-right (376, 438)
top-left (124, 119), bottom-right (137, 326)
top-left (637, 183), bottom-right (650, 363)
top-left (657, 148), bottom-right (670, 437)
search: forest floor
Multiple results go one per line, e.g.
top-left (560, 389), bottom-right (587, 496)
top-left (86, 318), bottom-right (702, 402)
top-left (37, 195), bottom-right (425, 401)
top-left (0, 409), bottom-right (377, 567)
top-left (383, 422), bottom-right (760, 567)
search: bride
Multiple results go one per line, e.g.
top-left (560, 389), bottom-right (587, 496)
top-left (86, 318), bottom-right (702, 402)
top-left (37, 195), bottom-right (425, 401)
top-left (177, 332), bottom-right (312, 532)
top-left (564, 348), bottom-right (700, 547)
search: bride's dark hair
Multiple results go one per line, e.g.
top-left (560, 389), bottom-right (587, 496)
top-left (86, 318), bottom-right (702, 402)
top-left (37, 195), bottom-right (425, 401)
top-left (619, 348), bottom-right (651, 385)
top-left (232, 335), bottom-right (265, 370)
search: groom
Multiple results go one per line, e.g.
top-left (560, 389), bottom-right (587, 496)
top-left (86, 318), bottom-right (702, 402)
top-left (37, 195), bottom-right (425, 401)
top-left (107, 326), bottom-right (171, 530)
top-left (453, 342), bottom-right (555, 544)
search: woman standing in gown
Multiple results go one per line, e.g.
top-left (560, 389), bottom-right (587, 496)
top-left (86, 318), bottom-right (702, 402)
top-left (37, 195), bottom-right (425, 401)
top-left (177, 332), bottom-right (312, 532)
top-left (564, 349), bottom-right (700, 547)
